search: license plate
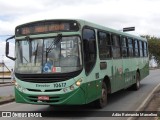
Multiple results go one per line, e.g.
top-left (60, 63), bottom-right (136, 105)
top-left (38, 96), bottom-right (49, 101)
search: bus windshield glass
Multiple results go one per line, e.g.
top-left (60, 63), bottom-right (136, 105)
top-left (15, 36), bottom-right (82, 74)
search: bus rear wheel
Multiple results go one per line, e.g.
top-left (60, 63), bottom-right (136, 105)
top-left (132, 72), bottom-right (140, 90)
top-left (95, 81), bottom-right (107, 108)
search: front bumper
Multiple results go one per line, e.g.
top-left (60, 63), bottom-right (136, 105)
top-left (15, 86), bottom-right (86, 105)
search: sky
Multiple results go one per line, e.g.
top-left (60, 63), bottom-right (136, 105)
top-left (0, 0), bottom-right (160, 68)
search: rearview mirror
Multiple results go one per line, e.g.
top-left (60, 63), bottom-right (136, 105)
top-left (5, 35), bottom-right (16, 61)
top-left (6, 42), bottom-right (9, 56)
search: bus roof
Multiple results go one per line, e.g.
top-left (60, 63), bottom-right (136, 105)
top-left (16, 19), bottom-right (147, 41)
top-left (76, 19), bottom-right (147, 41)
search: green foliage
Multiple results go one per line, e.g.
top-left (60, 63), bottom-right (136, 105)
top-left (142, 35), bottom-right (160, 66)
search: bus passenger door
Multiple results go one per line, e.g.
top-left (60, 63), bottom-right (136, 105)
top-left (111, 35), bottom-right (124, 92)
top-left (112, 59), bottom-right (124, 92)
top-left (124, 38), bottom-right (135, 88)
top-left (83, 28), bottom-right (100, 103)
top-left (121, 37), bottom-right (132, 88)
top-left (123, 59), bottom-right (130, 88)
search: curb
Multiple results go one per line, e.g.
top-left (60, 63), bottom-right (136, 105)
top-left (0, 83), bottom-right (14, 105)
top-left (0, 98), bottom-right (15, 105)
top-left (127, 83), bottom-right (160, 120)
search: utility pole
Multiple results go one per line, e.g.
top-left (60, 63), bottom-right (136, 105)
top-left (2, 55), bottom-right (4, 83)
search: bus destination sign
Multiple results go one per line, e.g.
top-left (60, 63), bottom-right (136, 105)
top-left (15, 20), bottom-right (79, 36)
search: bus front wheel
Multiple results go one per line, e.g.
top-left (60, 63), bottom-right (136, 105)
top-left (95, 81), bottom-right (107, 108)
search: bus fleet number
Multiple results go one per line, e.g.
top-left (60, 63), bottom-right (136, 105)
top-left (53, 83), bottom-right (66, 88)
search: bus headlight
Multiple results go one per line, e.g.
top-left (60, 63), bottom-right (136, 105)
top-left (14, 82), bottom-right (18, 87)
top-left (15, 82), bottom-right (27, 93)
top-left (63, 78), bottom-right (83, 92)
top-left (75, 78), bottom-right (82, 86)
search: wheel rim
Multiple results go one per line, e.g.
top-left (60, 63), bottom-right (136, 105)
top-left (100, 87), bottom-right (107, 106)
top-left (136, 73), bottom-right (140, 88)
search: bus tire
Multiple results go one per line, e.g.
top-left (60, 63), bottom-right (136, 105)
top-left (95, 81), bottom-right (107, 108)
top-left (132, 72), bottom-right (140, 90)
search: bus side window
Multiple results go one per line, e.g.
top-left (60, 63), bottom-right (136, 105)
top-left (142, 41), bottom-right (146, 57)
top-left (128, 38), bottom-right (133, 57)
top-left (139, 41), bottom-right (143, 57)
top-left (83, 28), bottom-right (96, 74)
top-left (143, 42), bottom-right (148, 57)
top-left (121, 37), bottom-right (128, 57)
top-left (112, 34), bottom-right (121, 58)
top-left (98, 31), bottom-right (111, 59)
top-left (134, 40), bottom-right (139, 57)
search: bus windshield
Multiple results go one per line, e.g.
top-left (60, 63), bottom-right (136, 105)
top-left (15, 36), bottom-right (82, 74)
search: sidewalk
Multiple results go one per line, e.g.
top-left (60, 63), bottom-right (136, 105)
top-left (129, 84), bottom-right (160, 120)
top-left (0, 82), bottom-right (14, 105)
top-left (0, 96), bottom-right (14, 105)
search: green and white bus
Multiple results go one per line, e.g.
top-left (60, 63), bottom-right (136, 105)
top-left (6, 19), bottom-right (149, 108)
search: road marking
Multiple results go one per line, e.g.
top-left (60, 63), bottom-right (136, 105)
top-left (127, 83), bottom-right (160, 120)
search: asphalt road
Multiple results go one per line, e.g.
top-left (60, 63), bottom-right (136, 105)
top-left (0, 79), bottom-right (14, 96)
top-left (0, 69), bottom-right (160, 120)
top-left (0, 85), bottom-right (14, 96)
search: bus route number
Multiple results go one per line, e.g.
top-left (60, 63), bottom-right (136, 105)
top-left (53, 83), bottom-right (66, 88)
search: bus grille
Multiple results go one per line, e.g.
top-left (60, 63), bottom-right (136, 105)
top-left (27, 88), bottom-right (61, 92)
top-left (15, 70), bottom-right (81, 83)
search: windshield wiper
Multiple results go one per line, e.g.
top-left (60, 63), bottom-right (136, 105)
top-left (25, 36), bottom-right (31, 44)
top-left (23, 56), bottom-right (29, 63)
top-left (34, 43), bottom-right (39, 64)
top-left (25, 36), bottom-right (33, 62)
top-left (46, 34), bottom-right (62, 53)
top-left (45, 34), bottom-right (62, 61)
